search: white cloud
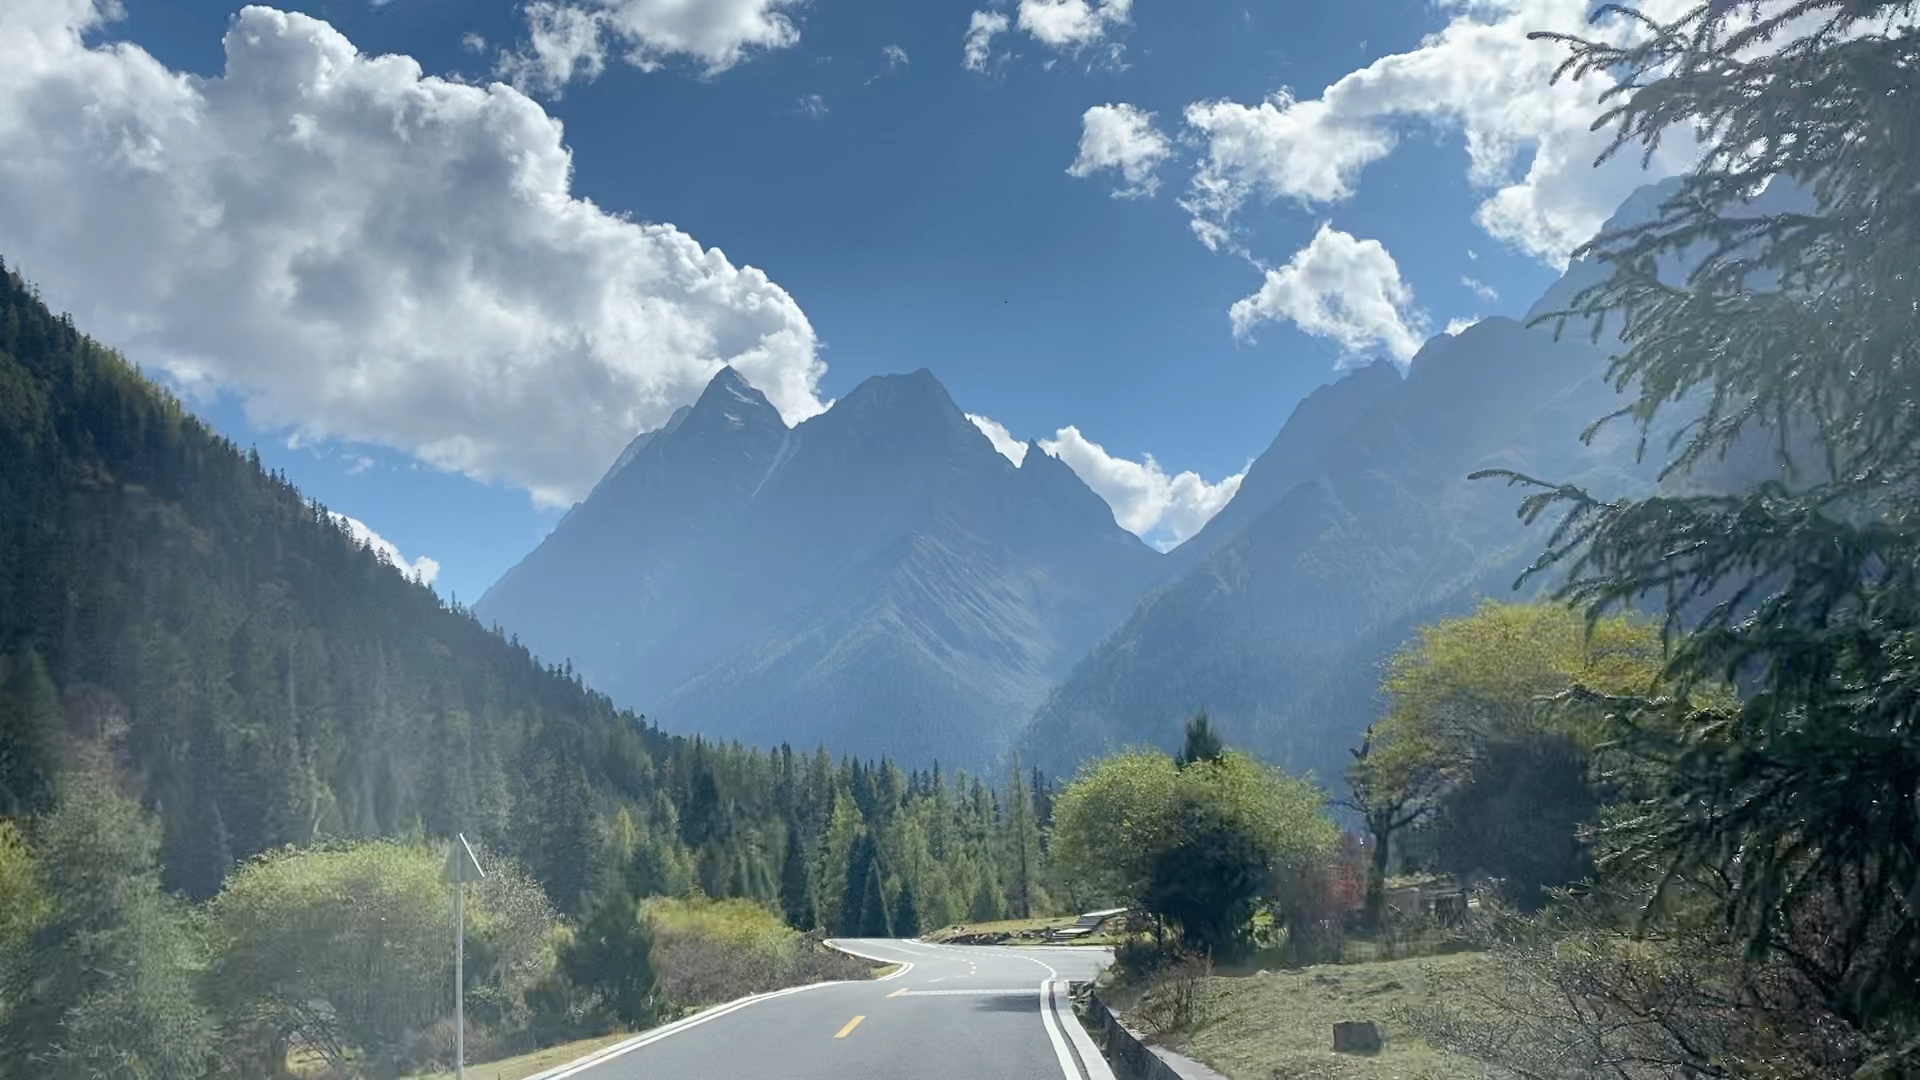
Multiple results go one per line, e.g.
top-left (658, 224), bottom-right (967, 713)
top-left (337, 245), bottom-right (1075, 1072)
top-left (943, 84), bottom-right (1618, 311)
top-left (460, 32), bottom-right (487, 54)
top-left (1017, 0), bottom-right (1132, 50)
top-left (1229, 225), bottom-right (1427, 363)
top-left (330, 512), bottom-right (441, 585)
top-left (1445, 316), bottom-right (1478, 335)
top-left (1461, 275), bottom-right (1499, 302)
top-left (1067, 104), bottom-right (1170, 199)
top-left (797, 93), bottom-right (828, 118)
top-left (0, 0), bottom-right (827, 509)
top-left (499, 0), bottom-right (803, 93)
top-left (965, 0), bottom-right (1132, 71)
top-left (962, 10), bottom-right (1008, 72)
top-left (496, 1), bottom-right (607, 92)
top-left (1039, 426), bottom-right (1245, 550)
top-left (1180, 0), bottom-right (1703, 265)
top-left (967, 413), bottom-right (1030, 466)
top-left (969, 412), bottom-right (1243, 548)
top-left (882, 43), bottom-right (909, 69)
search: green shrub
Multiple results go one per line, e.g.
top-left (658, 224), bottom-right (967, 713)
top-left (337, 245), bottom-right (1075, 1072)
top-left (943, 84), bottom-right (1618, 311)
top-left (208, 838), bottom-right (558, 1076)
top-left (643, 896), bottom-right (867, 1010)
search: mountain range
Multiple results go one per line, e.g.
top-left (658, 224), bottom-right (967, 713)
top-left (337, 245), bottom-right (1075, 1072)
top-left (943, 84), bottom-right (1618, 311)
top-left (479, 182), bottom-right (1711, 781)
top-left (474, 367), bottom-right (1163, 768)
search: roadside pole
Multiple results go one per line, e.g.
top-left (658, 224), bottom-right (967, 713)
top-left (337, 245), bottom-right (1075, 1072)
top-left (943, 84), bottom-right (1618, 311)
top-left (443, 833), bottom-right (486, 1080)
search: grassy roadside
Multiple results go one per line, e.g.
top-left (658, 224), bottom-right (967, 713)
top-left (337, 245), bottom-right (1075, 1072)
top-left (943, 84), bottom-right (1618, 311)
top-left (405, 1032), bottom-right (635, 1080)
top-left (923, 916), bottom-right (1075, 943)
top-left (1110, 951), bottom-right (1500, 1080)
top-left (923, 915), bottom-right (1127, 946)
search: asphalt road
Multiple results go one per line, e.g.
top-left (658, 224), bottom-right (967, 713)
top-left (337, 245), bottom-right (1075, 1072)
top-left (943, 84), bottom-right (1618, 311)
top-left (536, 938), bottom-right (1116, 1080)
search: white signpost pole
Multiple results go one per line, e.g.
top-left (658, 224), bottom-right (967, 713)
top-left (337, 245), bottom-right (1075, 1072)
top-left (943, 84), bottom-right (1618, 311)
top-left (443, 833), bottom-right (486, 1080)
top-left (455, 875), bottom-right (465, 1080)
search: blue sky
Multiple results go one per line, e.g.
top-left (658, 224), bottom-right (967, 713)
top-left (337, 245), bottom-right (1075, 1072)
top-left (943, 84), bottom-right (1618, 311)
top-left (1, 0), bottom-right (1696, 603)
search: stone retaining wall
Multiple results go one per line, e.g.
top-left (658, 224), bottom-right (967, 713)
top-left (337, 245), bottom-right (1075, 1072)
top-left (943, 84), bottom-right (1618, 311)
top-left (1073, 985), bottom-right (1188, 1080)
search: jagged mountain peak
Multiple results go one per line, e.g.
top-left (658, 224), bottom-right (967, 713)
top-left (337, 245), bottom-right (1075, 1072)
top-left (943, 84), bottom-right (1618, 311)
top-left (686, 365), bottom-right (785, 432)
top-left (789, 367), bottom-right (996, 472)
top-left (835, 367), bottom-right (961, 415)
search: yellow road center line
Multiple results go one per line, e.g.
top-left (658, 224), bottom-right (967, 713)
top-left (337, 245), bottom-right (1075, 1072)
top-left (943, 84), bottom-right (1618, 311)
top-left (834, 1015), bottom-right (866, 1039)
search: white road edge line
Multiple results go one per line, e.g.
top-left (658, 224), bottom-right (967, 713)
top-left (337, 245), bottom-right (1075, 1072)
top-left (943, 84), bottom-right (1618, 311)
top-left (1051, 980), bottom-right (1117, 1080)
top-left (955, 941), bottom-right (1113, 1080)
top-left (525, 979), bottom-right (846, 1080)
top-left (1038, 978), bottom-right (1081, 1080)
top-left (822, 939), bottom-right (917, 981)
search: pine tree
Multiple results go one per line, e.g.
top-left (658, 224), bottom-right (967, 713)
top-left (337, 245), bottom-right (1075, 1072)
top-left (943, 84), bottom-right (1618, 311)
top-left (0, 651), bottom-right (63, 818)
top-left (779, 824), bottom-right (814, 930)
top-left (1511, 0), bottom-right (1920, 1042)
top-left (1176, 709), bottom-right (1225, 768)
top-left (562, 884), bottom-right (656, 1028)
top-left (1003, 753), bottom-right (1041, 919)
top-left (891, 879), bottom-right (921, 939)
top-left (840, 829), bottom-right (879, 937)
top-left (164, 778), bottom-right (233, 902)
top-left (2, 769), bottom-right (214, 1078)
top-left (856, 861), bottom-right (892, 938)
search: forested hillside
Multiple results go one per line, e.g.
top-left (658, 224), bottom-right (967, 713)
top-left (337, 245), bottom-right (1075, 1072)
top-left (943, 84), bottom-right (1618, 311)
top-left (0, 258), bottom-right (1046, 925)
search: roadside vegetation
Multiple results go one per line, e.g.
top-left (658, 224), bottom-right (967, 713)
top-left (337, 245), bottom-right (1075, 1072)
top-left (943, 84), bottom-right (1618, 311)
top-left (1067, 4), bottom-right (1920, 1078)
top-left (1110, 952), bottom-right (1499, 1080)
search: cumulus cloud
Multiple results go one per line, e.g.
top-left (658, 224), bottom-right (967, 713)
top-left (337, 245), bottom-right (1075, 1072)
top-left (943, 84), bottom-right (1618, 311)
top-left (1017, 0), bottom-right (1133, 50)
top-left (968, 412), bottom-right (1243, 548)
top-left (1180, 0), bottom-right (1704, 265)
top-left (882, 43), bottom-right (910, 69)
top-left (0, 0), bottom-right (827, 509)
top-left (1229, 225), bottom-right (1427, 363)
top-left (499, 0), bottom-right (803, 93)
top-left (1067, 104), bottom-right (1170, 199)
top-left (962, 10), bottom-right (1008, 71)
top-left (1039, 426), bottom-right (1244, 550)
top-left (967, 414), bottom-right (1030, 466)
top-left (330, 512), bottom-right (441, 585)
top-left (963, 0), bottom-right (1132, 71)
top-left (1445, 316), bottom-right (1478, 336)
top-left (496, 2), bottom-right (607, 92)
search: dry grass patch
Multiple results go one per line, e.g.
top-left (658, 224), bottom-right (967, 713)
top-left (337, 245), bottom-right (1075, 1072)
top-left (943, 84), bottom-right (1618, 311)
top-left (1117, 952), bottom-right (1501, 1080)
top-left (922, 916), bottom-right (1076, 943)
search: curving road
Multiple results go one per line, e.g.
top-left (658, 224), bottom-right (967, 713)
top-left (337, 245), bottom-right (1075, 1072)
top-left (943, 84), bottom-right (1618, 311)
top-left (530, 938), bottom-right (1116, 1080)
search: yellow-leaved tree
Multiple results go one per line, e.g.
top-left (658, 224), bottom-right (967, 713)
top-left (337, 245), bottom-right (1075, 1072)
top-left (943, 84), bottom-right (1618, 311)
top-left (1345, 601), bottom-right (1682, 917)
